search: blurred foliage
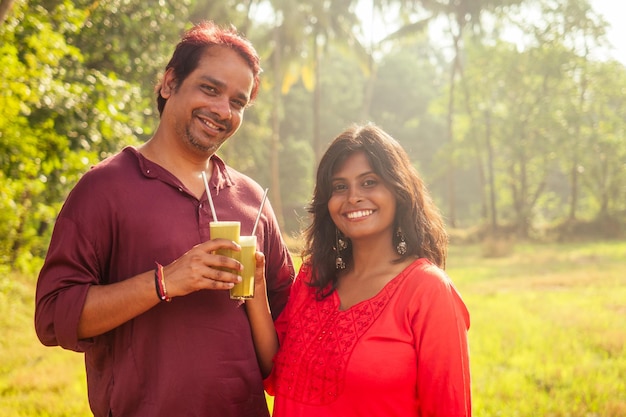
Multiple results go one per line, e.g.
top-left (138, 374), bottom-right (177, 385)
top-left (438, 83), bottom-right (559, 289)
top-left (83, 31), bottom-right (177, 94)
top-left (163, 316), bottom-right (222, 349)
top-left (1, 0), bottom-right (625, 272)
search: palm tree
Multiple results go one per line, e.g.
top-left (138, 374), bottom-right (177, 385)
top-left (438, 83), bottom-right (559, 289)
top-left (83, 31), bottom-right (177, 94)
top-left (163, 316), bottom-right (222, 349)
top-left (381, 0), bottom-right (525, 227)
top-left (249, 0), bottom-right (365, 226)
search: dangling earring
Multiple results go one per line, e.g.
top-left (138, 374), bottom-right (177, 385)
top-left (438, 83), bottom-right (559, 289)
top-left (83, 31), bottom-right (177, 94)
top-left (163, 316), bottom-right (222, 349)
top-left (335, 228), bottom-right (348, 270)
top-left (396, 227), bottom-right (407, 255)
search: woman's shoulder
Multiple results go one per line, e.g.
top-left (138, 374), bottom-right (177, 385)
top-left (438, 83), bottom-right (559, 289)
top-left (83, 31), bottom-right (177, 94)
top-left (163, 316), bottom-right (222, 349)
top-left (404, 258), bottom-right (448, 280)
top-left (400, 258), bottom-right (456, 295)
top-left (291, 263), bottom-right (314, 292)
top-left (393, 258), bottom-right (469, 329)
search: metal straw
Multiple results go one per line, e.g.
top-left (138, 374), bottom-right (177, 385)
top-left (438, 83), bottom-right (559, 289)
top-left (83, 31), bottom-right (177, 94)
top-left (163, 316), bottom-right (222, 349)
top-left (201, 171), bottom-right (218, 222)
top-left (251, 188), bottom-right (269, 236)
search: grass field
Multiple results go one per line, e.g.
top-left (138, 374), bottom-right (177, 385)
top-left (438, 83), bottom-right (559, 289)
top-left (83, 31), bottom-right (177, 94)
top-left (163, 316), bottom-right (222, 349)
top-left (1, 241), bottom-right (625, 416)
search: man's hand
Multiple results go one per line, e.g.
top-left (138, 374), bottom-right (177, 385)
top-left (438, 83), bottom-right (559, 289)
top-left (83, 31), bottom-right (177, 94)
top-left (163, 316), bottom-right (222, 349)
top-left (163, 239), bottom-right (243, 297)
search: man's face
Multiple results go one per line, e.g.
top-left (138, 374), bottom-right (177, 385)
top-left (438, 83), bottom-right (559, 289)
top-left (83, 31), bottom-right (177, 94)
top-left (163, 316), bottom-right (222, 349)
top-left (160, 46), bottom-right (254, 156)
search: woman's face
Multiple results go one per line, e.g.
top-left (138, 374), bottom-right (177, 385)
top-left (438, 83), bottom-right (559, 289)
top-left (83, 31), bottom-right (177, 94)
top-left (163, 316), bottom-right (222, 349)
top-left (327, 151), bottom-right (396, 243)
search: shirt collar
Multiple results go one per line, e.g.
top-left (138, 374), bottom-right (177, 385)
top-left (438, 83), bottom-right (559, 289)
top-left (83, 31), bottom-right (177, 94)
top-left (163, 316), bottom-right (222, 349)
top-left (207, 154), bottom-right (234, 194)
top-left (126, 146), bottom-right (235, 193)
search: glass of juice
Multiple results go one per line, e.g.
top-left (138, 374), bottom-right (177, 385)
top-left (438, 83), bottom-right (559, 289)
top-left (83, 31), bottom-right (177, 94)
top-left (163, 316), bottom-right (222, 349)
top-left (209, 221), bottom-right (240, 274)
top-left (230, 235), bottom-right (256, 300)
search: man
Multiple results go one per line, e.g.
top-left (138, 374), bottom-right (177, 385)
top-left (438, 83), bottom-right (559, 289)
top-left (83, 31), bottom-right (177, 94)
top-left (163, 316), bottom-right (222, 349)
top-left (34, 21), bottom-right (294, 417)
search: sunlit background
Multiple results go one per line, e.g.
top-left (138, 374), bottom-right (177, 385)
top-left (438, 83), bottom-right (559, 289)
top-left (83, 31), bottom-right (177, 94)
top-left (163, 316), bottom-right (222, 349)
top-left (1, 1), bottom-right (625, 416)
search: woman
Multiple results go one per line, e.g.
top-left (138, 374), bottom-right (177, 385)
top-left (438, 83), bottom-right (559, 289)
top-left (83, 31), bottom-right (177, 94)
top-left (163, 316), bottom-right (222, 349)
top-left (247, 123), bottom-right (471, 416)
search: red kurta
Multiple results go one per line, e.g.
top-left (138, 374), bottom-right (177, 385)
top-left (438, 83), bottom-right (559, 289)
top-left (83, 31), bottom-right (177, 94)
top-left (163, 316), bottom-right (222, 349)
top-left (265, 258), bottom-right (471, 417)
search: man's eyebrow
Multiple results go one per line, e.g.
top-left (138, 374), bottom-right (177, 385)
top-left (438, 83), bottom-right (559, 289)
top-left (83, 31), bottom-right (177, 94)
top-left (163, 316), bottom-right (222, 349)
top-left (199, 75), bottom-right (250, 103)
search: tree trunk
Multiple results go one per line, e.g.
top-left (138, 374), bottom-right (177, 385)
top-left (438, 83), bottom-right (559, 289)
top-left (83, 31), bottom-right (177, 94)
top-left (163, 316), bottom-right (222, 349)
top-left (568, 73), bottom-right (587, 221)
top-left (458, 53), bottom-right (488, 226)
top-left (270, 26), bottom-right (284, 228)
top-left (445, 27), bottom-right (463, 228)
top-left (360, 0), bottom-right (377, 121)
top-left (0, 0), bottom-right (16, 25)
top-left (312, 28), bottom-right (322, 163)
top-left (484, 109), bottom-right (498, 233)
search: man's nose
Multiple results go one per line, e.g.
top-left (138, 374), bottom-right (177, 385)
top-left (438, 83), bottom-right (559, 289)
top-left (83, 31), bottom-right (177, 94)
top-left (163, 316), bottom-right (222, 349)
top-left (212, 97), bottom-right (232, 120)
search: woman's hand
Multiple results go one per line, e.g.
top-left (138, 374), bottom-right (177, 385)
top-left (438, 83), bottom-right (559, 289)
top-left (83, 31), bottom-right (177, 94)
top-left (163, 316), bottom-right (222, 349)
top-left (245, 251), bottom-right (278, 378)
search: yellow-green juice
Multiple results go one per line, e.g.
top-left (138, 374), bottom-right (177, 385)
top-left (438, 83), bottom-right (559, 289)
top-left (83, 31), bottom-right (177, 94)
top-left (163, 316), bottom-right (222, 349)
top-left (231, 235), bottom-right (256, 300)
top-left (209, 221), bottom-right (240, 274)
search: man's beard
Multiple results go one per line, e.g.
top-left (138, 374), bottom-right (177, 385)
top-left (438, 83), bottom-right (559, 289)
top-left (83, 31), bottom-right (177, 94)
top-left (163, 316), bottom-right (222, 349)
top-left (186, 126), bottom-right (225, 155)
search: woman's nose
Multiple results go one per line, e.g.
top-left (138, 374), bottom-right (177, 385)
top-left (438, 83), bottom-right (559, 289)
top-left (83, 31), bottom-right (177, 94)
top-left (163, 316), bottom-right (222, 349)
top-left (347, 186), bottom-right (362, 204)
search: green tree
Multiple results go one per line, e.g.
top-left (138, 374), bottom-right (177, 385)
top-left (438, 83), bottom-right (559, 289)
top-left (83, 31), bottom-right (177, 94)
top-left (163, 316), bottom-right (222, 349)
top-left (1, 0), bottom-right (152, 271)
top-left (582, 60), bottom-right (626, 220)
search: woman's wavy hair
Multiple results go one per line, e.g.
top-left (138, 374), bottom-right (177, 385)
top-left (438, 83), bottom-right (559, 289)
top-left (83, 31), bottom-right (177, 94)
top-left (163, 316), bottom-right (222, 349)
top-left (155, 20), bottom-right (261, 116)
top-left (302, 123), bottom-right (448, 299)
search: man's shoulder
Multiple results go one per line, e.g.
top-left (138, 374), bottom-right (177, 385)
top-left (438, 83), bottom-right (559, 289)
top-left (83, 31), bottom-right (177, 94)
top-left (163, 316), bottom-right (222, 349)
top-left (221, 162), bottom-right (264, 192)
top-left (68, 147), bottom-right (139, 196)
top-left (224, 165), bottom-right (256, 183)
top-left (82, 147), bottom-right (138, 179)
top-left (91, 146), bottom-right (137, 170)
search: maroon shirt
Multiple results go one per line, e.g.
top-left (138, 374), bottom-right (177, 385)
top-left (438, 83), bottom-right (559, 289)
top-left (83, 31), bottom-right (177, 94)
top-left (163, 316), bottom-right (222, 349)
top-left (34, 147), bottom-right (294, 417)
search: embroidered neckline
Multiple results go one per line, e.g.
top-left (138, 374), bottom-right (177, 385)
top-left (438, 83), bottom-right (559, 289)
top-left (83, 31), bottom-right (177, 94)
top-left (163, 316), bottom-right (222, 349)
top-left (272, 260), bottom-right (418, 405)
top-left (331, 262), bottom-right (416, 312)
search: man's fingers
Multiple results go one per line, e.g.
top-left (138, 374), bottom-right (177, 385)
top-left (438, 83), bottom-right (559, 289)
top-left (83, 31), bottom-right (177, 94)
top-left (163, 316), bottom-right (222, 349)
top-left (204, 266), bottom-right (241, 283)
top-left (198, 238), bottom-right (241, 253)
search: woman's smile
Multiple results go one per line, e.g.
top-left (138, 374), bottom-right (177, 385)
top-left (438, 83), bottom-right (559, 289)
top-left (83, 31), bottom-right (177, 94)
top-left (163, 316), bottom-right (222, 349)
top-left (344, 209), bottom-right (375, 220)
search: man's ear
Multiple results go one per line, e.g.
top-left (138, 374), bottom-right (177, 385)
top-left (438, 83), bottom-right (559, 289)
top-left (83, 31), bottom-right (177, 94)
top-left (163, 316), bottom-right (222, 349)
top-left (160, 68), bottom-right (177, 99)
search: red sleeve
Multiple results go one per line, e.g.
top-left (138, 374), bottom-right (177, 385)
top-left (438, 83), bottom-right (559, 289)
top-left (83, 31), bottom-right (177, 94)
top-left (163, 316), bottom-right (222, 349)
top-left (411, 265), bottom-right (472, 417)
top-left (264, 264), bottom-right (310, 394)
top-left (258, 199), bottom-right (295, 321)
